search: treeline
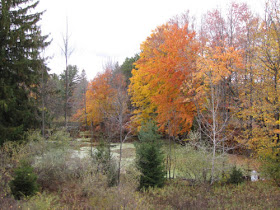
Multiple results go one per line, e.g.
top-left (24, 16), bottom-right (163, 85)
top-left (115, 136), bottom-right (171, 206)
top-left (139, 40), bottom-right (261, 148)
top-left (75, 0), bottom-right (280, 160)
top-left (2, 0), bottom-right (280, 161)
top-left (40, 66), bottom-right (88, 129)
top-left (0, 0), bottom-right (48, 144)
top-left (0, 0), bottom-right (91, 144)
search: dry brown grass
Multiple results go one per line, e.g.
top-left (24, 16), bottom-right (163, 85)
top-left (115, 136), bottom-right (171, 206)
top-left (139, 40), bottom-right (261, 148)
top-left (228, 154), bottom-right (261, 171)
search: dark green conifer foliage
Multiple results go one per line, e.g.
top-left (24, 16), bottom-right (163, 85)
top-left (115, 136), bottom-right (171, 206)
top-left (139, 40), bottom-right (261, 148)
top-left (0, 0), bottom-right (50, 144)
top-left (228, 166), bottom-right (244, 185)
top-left (135, 121), bottom-right (165, 190)
top-left (9, 161), bottom-right (39, 200)
top-left (120, 54), bottom-right (140, 85)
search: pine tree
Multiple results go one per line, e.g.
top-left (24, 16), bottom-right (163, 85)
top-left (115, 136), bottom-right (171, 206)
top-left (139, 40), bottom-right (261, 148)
top-left (9, 160), bottom-right (39, 200)
top-left (0, 0), bottom-right (50, 144)
top-left (59, 65), bottom-right (79, 119)
top-left (135, 121), bottom-right (165, 189)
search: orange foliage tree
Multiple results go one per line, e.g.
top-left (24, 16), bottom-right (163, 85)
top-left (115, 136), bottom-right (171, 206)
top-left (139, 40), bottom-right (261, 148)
top-left (73, 69), bottom-right (114, 130)
top-left (129, 23), bottom-right (199, 137)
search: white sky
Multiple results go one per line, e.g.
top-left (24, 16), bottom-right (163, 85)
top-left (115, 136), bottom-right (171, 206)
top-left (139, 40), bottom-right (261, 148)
top-left (37, 0), bottom-right (265, 80)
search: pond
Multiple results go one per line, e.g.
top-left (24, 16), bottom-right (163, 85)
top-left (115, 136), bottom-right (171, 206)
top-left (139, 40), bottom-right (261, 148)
top-left (71, 140), bottom-right (136, 170)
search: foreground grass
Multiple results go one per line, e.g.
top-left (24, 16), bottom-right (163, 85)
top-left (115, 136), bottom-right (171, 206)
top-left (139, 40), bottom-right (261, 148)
top-left (4, 179), bottom-right (279, 209)
top-left (145, 180), bottom-right (280, 209)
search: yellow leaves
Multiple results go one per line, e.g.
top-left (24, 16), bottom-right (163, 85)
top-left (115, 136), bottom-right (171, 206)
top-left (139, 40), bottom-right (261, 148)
top-left (195, 45), bottom-right (243, 105)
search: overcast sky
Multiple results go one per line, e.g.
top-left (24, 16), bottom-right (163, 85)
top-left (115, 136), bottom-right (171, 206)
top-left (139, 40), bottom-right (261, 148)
top-left (37, 0), bottom-right (265, 80)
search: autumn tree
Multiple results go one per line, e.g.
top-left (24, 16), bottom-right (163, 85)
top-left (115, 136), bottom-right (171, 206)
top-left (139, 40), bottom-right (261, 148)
top-left (129, 21), bottom-right (199, 179)
top-left (244, 0), bottom-right (280, 158)
top-left (128, 25), bottom-right (165, 132)
top-left (129, 23), bottom-right (198, 137)
top-left (225, 0), bottom-right (280, 158)
top-left (74, 64), bottom-right (131, 184)
top-left (227, 3), bottom-right (261, 153)
top-left (194, 45), bottom-right (243, 184)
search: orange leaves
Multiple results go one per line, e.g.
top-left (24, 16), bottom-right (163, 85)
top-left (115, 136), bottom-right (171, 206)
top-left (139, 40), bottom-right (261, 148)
top-left (74, 69), bottom-right (114, 125)
top-left (80, 69), bottom-right (115, 126)
top-left (74, 68), bottom-right (129, 130)
top-left (129, 23), bottom-right (198, 136)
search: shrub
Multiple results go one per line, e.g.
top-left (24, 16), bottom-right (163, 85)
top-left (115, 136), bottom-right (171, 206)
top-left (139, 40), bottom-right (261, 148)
top-left (47, 129), bottom-right (72, 148)
top-left (33, 148), bottom-right (86, 190)
top-left (22, 192), bottom-right (62, 210)
top-left (227, 166), bottom-right (244, 185)
top-left (135, 121), bottom-right (165, 190)
top-left (9, 161), bottom-right (39, 200)
top-left (24, 130), bottom-right (44, 142)
top-left (260, 157), bottom-right (280, 187)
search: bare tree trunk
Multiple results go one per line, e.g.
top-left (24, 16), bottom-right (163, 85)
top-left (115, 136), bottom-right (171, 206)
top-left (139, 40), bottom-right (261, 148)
top-left (91, 120), bottom-right (94, 157)
top-left (41, 64), bottom-right (45, 138)
top-left (118, 117), bottom-right (123, 185)
top-left (166, 121), bottom-right (172, 179)
top-left (84, 83), bottom-right (87, 127)
top-left (61, 18), bottom-right (73, 128)
top-left (210, 81), bottom-right (216, 184)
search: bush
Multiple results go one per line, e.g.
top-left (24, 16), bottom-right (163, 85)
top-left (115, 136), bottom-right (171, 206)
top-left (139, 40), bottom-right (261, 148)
top-left (260, 157), bottom-right (280, 187)
top-left (47, 129), bottom-right (72, 148)
top-left (227, 166), bottom-right (244, 185)
top-left (9, 161), bottom-right (39, 200)
top-left (33, 148), bottom-right (88, 190)
top-left (135, 121), bottom-right (165, 190)
top-left (22, 192), bottom-right (62, 210)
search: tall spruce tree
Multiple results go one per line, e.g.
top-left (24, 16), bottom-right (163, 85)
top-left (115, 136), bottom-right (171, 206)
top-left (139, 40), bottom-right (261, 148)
top-left (0, 0), bottom-right (50, 144)
top-left (120, 54), bottom-right (139, 86)
top-left (59, 65), bottom-right (79, 120)
top-left (135, 121), bottom-right (165, 189)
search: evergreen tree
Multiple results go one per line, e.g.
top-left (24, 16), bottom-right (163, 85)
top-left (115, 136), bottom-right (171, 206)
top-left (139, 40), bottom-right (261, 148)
top-left (135, 121), bottom-right (165, 189)
top-left (42, 73), bottom-right (64, 125)
top-left (59, 65), bottom-right (79, 119)
top-left (72, 69), bottom-right (88, 124)
top-left (9, 160), bottom-right (39, 200)
top-left (0, 0), bottom-right (50, 144)
top-left (120, 54), bottom-right (140, 86)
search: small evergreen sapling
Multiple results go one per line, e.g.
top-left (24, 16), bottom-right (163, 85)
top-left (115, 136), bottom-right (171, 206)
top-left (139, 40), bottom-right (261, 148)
top-left (135, 121), bottom-right (165, 189)
top-left (228, 166), bottom-right (244, 185)
top-left (9, 161), bottom-right (39, 199)
top-left (93, 140), bottom-right (118, 187)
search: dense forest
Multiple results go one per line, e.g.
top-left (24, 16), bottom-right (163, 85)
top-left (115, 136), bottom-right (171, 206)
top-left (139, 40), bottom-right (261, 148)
top-left (1, 0), bottom-right (280, 209)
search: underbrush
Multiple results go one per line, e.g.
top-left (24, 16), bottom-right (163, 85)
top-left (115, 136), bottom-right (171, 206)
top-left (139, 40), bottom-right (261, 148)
top-left (1, 130), bottom-right (280, 209)
top-left (162, 142), bottom-right (239, 184)
top-left (144, 180), bottom-right (280, 209)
